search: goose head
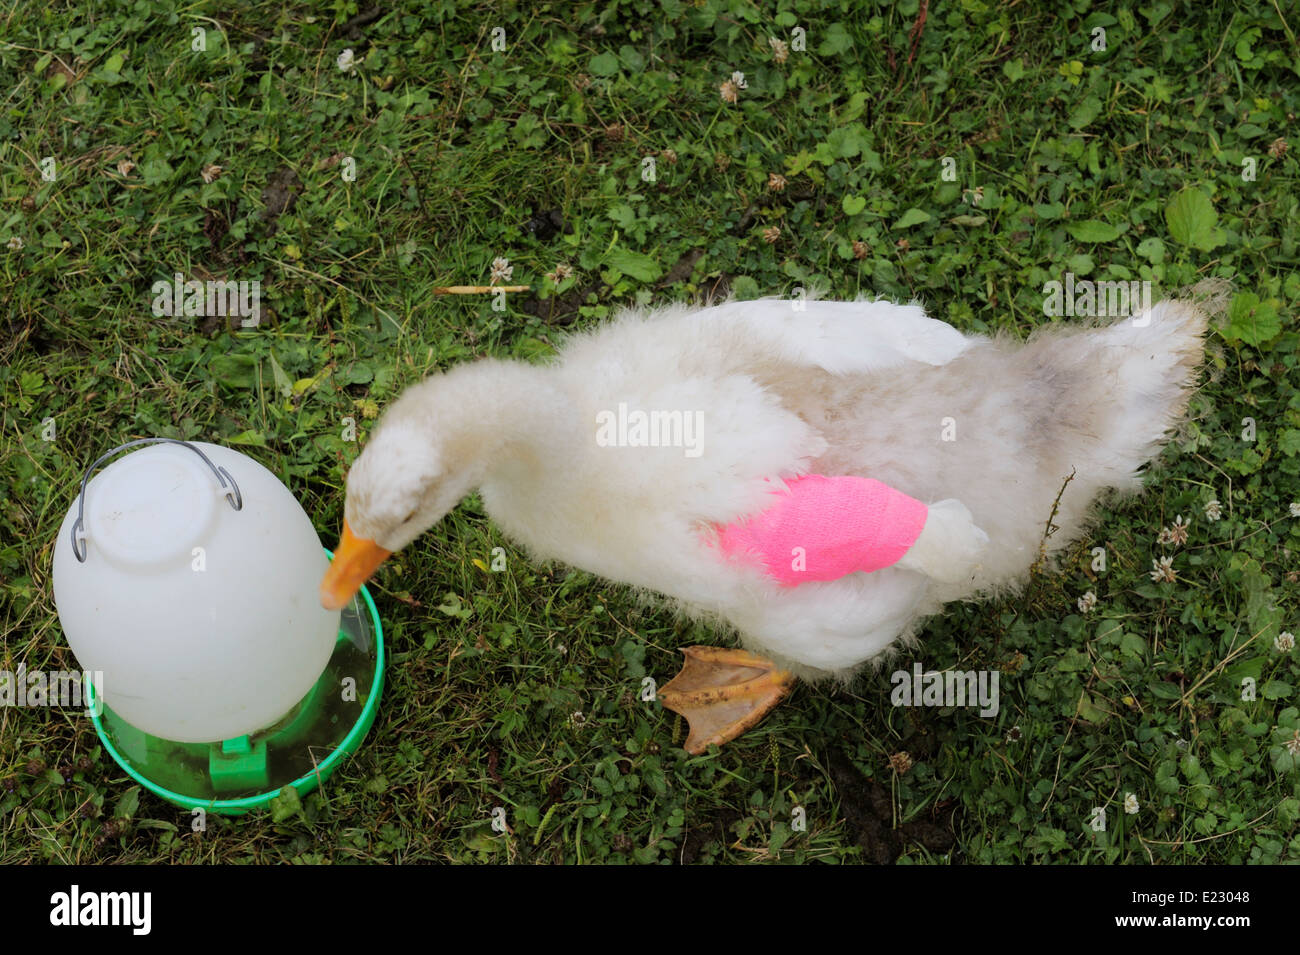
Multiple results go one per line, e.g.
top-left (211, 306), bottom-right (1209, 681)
top-left (318, 360), bottom-right (558, 610)
top-left (318, 421), bottom-right (445, 611)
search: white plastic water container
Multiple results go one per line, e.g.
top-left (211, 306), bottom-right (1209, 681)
top-left (52, 439), bottom-right (339, 743)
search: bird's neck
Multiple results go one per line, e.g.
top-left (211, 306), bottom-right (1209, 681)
top-left (427, 359), bottom-right (577, 491)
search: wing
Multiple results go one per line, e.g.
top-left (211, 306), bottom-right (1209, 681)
top-left (699, 297), bottom-right (972, 374)
top-left (716, 475), bottom-right (990, 587)
top-left (716, 474), bottom-right (929, 585)
top-left (559, 296), bottom-right (971, 384)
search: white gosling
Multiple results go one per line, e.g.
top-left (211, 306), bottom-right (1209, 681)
top-left (321, 295), bottom-right (1209, 750)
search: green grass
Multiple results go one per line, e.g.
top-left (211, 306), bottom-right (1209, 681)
top-left (2, 0), bottom-right (1299, 863)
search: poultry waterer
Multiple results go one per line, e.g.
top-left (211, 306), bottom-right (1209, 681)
top-left (51, 438), bottom-right (384, 814)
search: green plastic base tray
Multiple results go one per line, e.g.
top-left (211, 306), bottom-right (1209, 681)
top-left (87, 550), bottom-right (384, 815)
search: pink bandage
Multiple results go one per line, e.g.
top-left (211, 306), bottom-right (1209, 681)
top-left (716, 474), bottom-right (928, 586)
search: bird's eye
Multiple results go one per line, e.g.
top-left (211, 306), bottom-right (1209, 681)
top-left (402, 509), bottom-right (418, 524)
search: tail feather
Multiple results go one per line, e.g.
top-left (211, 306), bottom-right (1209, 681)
top-left (1015, 297), bottom-right (1209, 504)
top-left (1091, 300), bottom-right (1208, 479)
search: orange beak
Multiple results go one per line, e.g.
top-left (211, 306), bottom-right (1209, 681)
top-left (320, 519), bottom-right (392, 611)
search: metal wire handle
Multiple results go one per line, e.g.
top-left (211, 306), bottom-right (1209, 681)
top-left (70, 438), bottom-right (243, 563)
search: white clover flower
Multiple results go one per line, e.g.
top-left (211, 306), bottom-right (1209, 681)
top-left (1285, 729), bottom-right (1300, 759)
top-left (769, 37), bottom-right (790, 64)
top-left (489, 256), bottom-right (513, 284)
top-left (731, 71), bottom-right (748, 89)
top-left (1204, 499), bottom-right (1222, 522)
top-left (1171, 515), bottom-right (1189, 543)
top-left (1157, 515), bottom-right (1189, 547)
top-left (1123, 792), bottom-right (1139, 815)
top-left (337, 48), bottom-right (360, 72)
top-left (1077, 591), bottom-right (1098, 614)
top-left (6, 236), bottom-right (22, 251)
top-left (1291, 502), bottom-right (1300, 518)
top-left (1149, 556), bottom-right (1177, 583)
top-left (1276, 631), bottom-right (1296, 653)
